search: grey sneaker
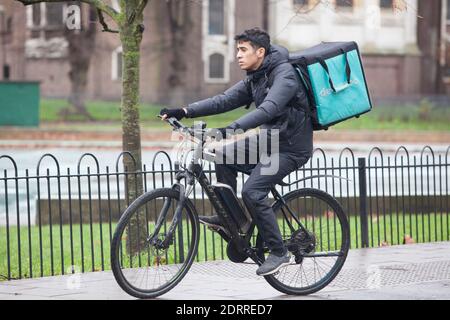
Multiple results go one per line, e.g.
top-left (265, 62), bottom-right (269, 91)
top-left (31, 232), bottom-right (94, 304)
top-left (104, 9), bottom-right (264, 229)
top-left (256, 252), bottom-right (292, 276)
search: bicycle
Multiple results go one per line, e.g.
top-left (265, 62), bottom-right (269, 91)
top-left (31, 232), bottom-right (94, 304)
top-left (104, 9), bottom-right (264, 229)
top-left (111, 117), bottom-right (350, 299)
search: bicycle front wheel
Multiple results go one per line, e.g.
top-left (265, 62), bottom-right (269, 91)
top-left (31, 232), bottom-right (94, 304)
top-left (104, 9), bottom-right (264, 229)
top-left (111, 188), bottom-right (199, 299)
top-left (265, 188), bottom-right (350, 295)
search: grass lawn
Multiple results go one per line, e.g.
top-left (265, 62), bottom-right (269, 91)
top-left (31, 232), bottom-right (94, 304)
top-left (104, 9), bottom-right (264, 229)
top-left (40, 99), bottom-right (450, 132)
top-left (333, 102), bottom-right (450, 131)
top-left (1, 212), bottom-right (448, 280)
top-left (39, 99), bottom-right (249, 130)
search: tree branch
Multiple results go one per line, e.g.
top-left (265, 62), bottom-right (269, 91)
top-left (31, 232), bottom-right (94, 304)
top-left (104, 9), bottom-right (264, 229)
top-left (16, 0), bottom-right (119, 22)
top-left (136, 0), bottom-right (149, 17)
top-left (97, 9), bottom-right (119, 33)
top-left (128, 0), bottom-right (149, 25)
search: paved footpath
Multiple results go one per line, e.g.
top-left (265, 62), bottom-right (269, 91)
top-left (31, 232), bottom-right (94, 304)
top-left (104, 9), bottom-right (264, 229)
top-left (1, 242), bottom-right (450, 300)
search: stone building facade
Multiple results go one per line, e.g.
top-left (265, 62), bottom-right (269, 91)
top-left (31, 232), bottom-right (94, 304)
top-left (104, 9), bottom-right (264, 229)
top-left (0, 0), bottom-right (448, 106)
top-left (271, 0), bottom-right (450, 97)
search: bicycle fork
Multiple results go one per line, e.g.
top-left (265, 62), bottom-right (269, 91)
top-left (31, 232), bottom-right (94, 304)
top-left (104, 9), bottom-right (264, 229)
top-left (147, 183), bottom-right (190, 250)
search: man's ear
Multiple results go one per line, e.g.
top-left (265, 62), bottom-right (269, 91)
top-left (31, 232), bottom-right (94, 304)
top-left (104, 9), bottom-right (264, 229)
top-left (257, 47), bottom-right (266, 58)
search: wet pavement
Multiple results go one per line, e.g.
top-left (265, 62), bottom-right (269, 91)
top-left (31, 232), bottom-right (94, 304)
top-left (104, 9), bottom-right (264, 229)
top-left (0, 241), bottom-right (449, 300)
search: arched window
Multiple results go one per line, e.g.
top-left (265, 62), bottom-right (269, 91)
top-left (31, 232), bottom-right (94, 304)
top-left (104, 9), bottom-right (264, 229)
top-left (209, 0), bottom-right (225, 35)
top-left (209, 53), bottom-right (225, 79)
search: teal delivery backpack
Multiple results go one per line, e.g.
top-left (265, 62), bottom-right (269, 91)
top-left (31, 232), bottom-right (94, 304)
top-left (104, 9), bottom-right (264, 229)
top-left (289, 41), bottom-right (373, 130)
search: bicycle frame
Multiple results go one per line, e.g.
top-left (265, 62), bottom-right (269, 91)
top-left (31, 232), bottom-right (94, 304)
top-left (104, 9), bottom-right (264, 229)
top-left (150, 129), bottom-right (302, 265)
top-left (154, 117), bottom-right (347, 264)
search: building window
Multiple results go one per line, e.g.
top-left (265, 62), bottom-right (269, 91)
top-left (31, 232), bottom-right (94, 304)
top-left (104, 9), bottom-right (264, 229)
top-left (112, 47), bottom-right (123, 80)
top-left (293, 0), bottom-right (320, 12)
top-left (335, 0), bottom-right (353, 8)
top-left (203, 0), bottom-right (234, 84)
top-left (6, 17), bottom-right (12, 34)
top-left (28, 3), bottom-right (65, 28)
top-left (447, 0), bottom-right (450, 22)
top-left (334, 0), bottom-right (354, 14)
top-left (209, 0), bottom-right (225, 35)
top-left (209, 53), bottom-right (225, 79)
top-left (0, 6), bottom-right (11, 35)
top-left (0, 10), bottom-right (4, 33)
top-left (380, 0), bottom-right (393, 9)
top-left (3, 64), bottom-right (10, 80)
top-left (293, 0), bottom-right (308, 6)
top-left (46, 3), bottom-right (64, 27)
top-left (31, 4), bottom-right (42, 27)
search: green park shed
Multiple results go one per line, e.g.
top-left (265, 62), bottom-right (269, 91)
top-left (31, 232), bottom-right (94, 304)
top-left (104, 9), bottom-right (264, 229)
top-left (0, 81), bottom-right (40, 127)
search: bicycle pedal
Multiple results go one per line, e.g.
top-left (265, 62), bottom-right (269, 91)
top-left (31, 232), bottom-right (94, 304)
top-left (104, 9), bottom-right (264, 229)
top-left (206, 224), bottom-right (227, 233)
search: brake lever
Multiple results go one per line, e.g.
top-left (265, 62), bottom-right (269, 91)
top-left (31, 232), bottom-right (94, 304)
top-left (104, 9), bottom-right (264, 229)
top-left (160, 116), bottom-right (186, 132)
top-left (158, 115), bottom-right (208, 140)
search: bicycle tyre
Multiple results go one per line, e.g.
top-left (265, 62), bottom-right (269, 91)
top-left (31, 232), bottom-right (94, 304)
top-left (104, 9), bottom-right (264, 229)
top-left (111, 188), bottom-right (200, 299)
top-left (264, 188), bottom-right (350, 295)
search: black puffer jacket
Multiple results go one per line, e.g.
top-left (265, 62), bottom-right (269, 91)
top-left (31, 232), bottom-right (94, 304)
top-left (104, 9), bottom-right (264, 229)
top-left (186, 44), bottom-right (313, 157)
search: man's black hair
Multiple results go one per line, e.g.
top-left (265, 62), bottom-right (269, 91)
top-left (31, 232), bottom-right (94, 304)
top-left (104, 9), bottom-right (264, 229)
top-left (234, 28), bottom-right (271, 56)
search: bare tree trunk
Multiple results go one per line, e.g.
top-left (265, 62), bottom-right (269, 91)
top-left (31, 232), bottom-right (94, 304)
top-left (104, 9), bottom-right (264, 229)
top-left (120, 20), bottom-right (143, 193)
top-left (166, 0), bottom-right (192, 106)
top-left (61, 3), bottom-right (96, 120)
top-left (119, 1), bottom-right (146, 255)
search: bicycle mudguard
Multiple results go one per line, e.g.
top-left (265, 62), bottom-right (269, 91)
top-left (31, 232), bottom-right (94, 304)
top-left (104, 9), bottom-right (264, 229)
top-left (278, 174), bottom-right (351, 187)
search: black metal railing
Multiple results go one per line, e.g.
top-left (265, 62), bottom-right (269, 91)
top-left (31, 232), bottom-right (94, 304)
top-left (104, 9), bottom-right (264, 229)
top-left (0, 146), bottom-right (449, 280)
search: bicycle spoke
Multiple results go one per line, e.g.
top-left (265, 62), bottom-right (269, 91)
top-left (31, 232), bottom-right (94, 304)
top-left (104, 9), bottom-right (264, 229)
top-left (301, 264), bottom-right (310, 287)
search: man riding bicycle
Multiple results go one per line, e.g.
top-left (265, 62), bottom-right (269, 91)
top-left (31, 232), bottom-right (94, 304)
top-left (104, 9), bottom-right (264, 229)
top-left (160, 28), bottom-right (313, 276)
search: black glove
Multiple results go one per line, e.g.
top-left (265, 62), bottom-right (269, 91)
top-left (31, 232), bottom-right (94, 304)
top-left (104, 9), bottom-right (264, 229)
top-left (208, 127), bottom-right (235, 141)
top-left (159, 108), bottom-right (186, 120)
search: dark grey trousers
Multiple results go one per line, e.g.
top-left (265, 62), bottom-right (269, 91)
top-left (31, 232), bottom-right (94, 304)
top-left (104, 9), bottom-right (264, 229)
top-left (214, 135), bottom-right (310, 256)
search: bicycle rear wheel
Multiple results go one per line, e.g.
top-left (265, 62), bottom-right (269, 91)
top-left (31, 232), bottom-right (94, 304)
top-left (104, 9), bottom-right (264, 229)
top-left (111, 188), bottom-right (199, 299)
top-left (265, 188), bottom-right (350, 295)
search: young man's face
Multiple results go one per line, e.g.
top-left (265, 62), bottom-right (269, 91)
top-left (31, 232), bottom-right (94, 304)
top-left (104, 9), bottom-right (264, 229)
top-left (236, 41), bottom-right (266, 71)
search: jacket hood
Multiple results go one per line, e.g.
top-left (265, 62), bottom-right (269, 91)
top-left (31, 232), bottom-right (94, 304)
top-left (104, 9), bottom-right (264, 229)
top-left (247, 44), bottom-right (289, 80)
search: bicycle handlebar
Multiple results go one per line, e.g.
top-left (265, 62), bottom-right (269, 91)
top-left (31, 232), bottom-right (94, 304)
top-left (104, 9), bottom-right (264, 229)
top-left (158, 116), bottom-right (211, 141)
